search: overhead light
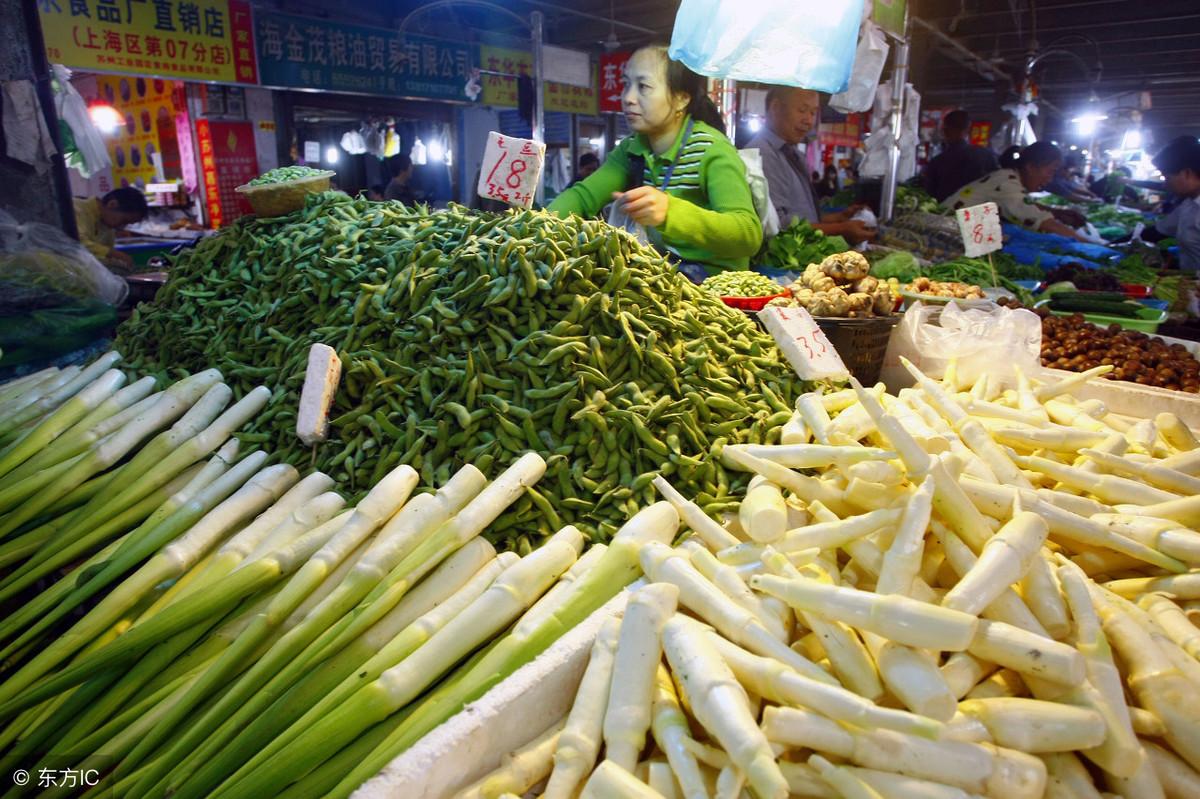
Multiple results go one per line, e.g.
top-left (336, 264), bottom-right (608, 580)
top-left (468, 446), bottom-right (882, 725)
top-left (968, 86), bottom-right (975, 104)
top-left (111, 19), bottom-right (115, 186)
top-left (1072, 113), bottom-right (1107, 136)
top-left (325, 146), bottom-right (339, 163)
top-left (428, 140), bottom-right (445, 163)
top-left (1122, 129), bottom-right (1142, 149)
top-left (1069, 145), bottom-right (1078, 151)
top-left (89, 104), bottom-right (123, 134)
top-left (748, 117), bottom-right (763, 133)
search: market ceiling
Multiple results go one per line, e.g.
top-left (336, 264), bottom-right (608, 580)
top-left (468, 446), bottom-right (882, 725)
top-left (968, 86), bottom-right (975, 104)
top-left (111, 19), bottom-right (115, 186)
top-left (279, 0), bottom-right (1198, 147)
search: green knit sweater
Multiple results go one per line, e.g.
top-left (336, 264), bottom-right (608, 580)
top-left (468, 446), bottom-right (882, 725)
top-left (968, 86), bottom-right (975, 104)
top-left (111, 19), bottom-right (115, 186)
top-left (548, 118), bottom-right (762, 273)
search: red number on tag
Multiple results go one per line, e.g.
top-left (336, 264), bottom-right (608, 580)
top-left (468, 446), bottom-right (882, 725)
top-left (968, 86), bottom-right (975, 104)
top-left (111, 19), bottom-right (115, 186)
top-left (973, 223), bottom-right (984, 244)
top-left (506, 158), bottom-right (528, 189)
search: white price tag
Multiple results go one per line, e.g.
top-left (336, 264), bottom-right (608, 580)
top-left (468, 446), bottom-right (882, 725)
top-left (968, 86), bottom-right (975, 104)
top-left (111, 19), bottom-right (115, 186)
top-left (476, 131), bottom-right (545, 209)
top-left (757, 306), bottom-right (849, 381)
top-left (955, 201), bottom-right (1003, 257)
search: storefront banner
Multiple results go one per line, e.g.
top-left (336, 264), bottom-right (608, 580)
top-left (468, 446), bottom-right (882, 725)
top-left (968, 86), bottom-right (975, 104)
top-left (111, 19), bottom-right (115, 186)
top-left (255, 11), bottom-right (473, 101)
top-left (39, 0), bottom-right (257, 84)
top-left (598, 52), bottom-right (630, 114)
top-left (196, 118), bottom-right (256, 227)
top-left (480, 45), bottom-right (598, 116)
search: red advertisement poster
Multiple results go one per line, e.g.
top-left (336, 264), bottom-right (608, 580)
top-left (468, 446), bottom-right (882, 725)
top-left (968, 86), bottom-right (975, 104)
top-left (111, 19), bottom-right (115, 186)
top-left (599, 52), bottom-right (630, 114)
top-left (196, 119), bottom-right (257, 227)
top-left (969, 121), bottom-right (993, 148)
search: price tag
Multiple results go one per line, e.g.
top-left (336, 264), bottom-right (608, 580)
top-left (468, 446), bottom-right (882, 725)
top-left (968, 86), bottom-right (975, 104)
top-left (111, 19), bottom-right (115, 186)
top-left (476, 131), bottom-right (545, 209)
top-left (757, 306), bottom-right (849, 381)
top-left (955, 201), bottom-right (1003, 257)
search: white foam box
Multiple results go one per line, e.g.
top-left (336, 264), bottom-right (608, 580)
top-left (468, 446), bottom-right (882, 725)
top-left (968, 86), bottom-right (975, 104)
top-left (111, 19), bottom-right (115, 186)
top-left (353, 591), bottom-right (630, 799)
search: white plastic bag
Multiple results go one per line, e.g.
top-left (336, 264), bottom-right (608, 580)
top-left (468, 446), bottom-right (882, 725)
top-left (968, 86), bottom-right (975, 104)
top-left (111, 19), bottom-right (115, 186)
top-left (669, 0), bottom-right (865, 93)
top-left (739, 148), bottom-right (780, 238)
top-left (830, 21), bottom-right (889, 114)
top-left (0, 210), bottom-right (128, 309)
top-left (52, 66), bottom-right (109, 178)
top-left (340, 129), bottom-right (366, 155)
top-left (880, 301), bottom-right (1042, 391)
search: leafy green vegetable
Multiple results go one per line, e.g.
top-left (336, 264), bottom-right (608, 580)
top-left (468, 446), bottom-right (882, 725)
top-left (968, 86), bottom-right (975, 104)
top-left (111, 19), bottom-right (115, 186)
top-left (895, 186), bottom-right (944, 215)
top-left (758, 219), bottom-right (848, 270)
top-left (870, 251), bottom-right (921, 282)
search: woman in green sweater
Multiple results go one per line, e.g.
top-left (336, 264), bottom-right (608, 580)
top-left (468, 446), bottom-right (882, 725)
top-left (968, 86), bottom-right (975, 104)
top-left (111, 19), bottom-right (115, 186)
top-left (548, 45), bottom-right (761, 281)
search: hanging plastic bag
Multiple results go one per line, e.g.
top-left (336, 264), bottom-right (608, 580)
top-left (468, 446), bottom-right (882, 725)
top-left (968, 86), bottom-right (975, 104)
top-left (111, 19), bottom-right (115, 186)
top-left (0, 210), bottom-right (128, 309)
top-left (830, 21), bottom-right (889, 113)
top-left (365, 123), bottom-right (385, 159)
top-left (340, 129), bottom-right (366, 155)
top-left (738, 148), bottom-right (780, 238)
top-left (51, 65), bottom-right (109, 177)
top-left (880, 301), bottom-right (1042, 391)
top-left (606, 202), bottom-right (649, 247)
top-left (669, 0), bottom-right (864, 93)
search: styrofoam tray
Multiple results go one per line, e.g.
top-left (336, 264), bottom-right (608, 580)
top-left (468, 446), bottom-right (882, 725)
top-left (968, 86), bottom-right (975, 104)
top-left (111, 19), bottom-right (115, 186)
top-left (353, 591), bottom-right (631, 799)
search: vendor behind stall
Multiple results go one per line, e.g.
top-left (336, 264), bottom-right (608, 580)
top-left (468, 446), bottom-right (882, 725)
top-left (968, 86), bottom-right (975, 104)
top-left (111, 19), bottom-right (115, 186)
top-left (920, 110), bottom-right (999, 202)
top-left (1152, 135), bottom-right (1200, 271)
top-left (941, 141), bottom-right (1091, 242)
top-left (548, 45), bottom-right (761, 281)
top-left (73, 187), bottom-right (148, 272)
top-left (747, 87), bottom-right (876, 245)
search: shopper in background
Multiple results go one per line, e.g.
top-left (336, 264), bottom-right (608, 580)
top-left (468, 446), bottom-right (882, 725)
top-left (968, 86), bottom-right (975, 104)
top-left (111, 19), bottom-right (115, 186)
top-left (942, 141), bottom-right (1091, 241)
top-left (1045, 154), bottom-right (1101, 203)
top-left (816, 165), bottom-right (840, 200)
top-left (73, 187), bottom-right (147, 272)
top-left (919, 110), bottom-right (999, 202)
top-left (366, 184), bottom-right (387, 201)
top-left (571, 152), bottom-right (600, 186)
top-left (384, 154), bottom-right (417, 205)
top-left (747, 86), bottom-right (875, 245)
top-left (1151, 135), bottom-right (1200, 271)
top-left (549, 45), bottom-right (761, 281)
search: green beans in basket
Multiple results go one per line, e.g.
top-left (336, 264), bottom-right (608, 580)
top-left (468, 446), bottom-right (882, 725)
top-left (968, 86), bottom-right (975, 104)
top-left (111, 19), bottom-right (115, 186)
top-left (116, 193), bottom-right (809, 546)
top-left (247, 166), bottom-right (332, 186)
top-left (701, 271), bottom-right (786, 298)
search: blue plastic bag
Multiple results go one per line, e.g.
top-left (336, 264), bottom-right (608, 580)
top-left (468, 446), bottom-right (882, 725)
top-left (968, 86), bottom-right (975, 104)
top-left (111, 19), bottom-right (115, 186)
top-left (669, 0), bottom-right (865, 93)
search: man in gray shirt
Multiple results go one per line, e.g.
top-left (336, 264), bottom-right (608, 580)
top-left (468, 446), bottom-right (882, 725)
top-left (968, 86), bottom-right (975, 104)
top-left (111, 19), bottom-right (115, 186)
top-left (747, 87), bottom-right (875, 244)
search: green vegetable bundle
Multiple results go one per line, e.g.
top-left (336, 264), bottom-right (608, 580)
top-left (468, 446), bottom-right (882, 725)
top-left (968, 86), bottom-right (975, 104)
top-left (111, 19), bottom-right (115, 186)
top-left (927, 256), bottom-right (1034, 304)
top-left (758, 219), bottom-right (848, 270)
top-left (117, 193), bottom-right (806, 543)
top-left (868, 250), bottom-right (921, 282)
top-left (895, 185), bottom-right (944, 215)
top-left (247, 166), bottom-right (331, 186)
top-left (701, 271), bottom-right (784, 298)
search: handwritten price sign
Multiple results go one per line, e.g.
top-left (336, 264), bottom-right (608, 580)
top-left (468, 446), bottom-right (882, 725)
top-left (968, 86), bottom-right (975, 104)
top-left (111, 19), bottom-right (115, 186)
top-left (955, 201), bottom-right (1003, 257)
top-left (757, 306), bottom-right (849, 380)
top-left (476, 131), bottom-right (546, 209)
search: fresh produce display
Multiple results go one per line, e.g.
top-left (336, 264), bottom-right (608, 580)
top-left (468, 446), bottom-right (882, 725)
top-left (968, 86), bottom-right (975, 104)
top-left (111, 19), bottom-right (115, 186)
top-left (246, 166), bottom-right (332, 186)
top-left (895, 184), bottom-right (944, 215)
top-left (905, 276), bottom-right (986, 300)
top-left (1039, 311), bottom-right (1200, 391)
top-left (758, 219), bottom-right (848, 271)
top-left (0, 358), bottom-right (683, 799)
top-left (993, 253), bottom-right (1046, 282)
top-left (1042, 292), bottom-right (1148, 319)
top-left (700, 271), bottom-right (785, 298)
top-left (782, 251), bottom-right (894, 317)
top-left (865, 249), bottom-right (921, 283)
top-left (462, 364), bottom-right (1200, 799)
top-left (879, 212), bottom-right (965, 262)
top-left (1045, 263), bottom-right (1124, 292)
top-left (116, 194), bottom-right (805, 543)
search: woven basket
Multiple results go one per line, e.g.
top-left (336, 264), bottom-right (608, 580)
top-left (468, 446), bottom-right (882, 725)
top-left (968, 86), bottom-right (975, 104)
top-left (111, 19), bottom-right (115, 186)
top-left (814, 315), bottom-right (901, 385)
top-left (235, 171), bottom-right (335, 217)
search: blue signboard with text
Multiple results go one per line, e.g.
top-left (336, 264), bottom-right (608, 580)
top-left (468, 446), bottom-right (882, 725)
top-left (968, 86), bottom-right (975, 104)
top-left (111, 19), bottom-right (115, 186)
top-left (255, 11), bottom-right (476, 101)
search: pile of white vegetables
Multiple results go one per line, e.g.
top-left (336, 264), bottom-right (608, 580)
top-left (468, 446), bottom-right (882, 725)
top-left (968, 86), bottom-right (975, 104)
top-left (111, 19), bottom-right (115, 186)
top-left (458, 359), bottom-right (1200, 799)
top-left (0, 353), bottom-right (683, 798)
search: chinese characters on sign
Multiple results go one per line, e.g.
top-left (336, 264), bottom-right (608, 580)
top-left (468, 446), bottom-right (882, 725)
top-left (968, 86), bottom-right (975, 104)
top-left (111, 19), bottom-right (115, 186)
top-left (39, 0), bottom-right (257, 84)
top-left (255, 11), bottom-right (473, 101)
top-left (598, 52), bottom-right (630, 113)
top-left (476, 132), bottom-right (545, 209)
top-left (756, 306), bottom-right (849, 380)
top-left (196, 118), bottom-right (257, 227)
top-left (479, 45), bottom-right (598, 115)
top-left (955, 202), bottom-right (1003, 258)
